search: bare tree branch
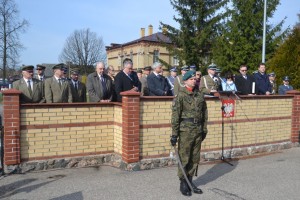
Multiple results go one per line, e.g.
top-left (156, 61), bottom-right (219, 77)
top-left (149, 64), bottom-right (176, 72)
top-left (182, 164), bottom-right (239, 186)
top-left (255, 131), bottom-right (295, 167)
top-left (59, 28), bottom-right (106, 74)
top-left (0, 0), bottom-right (29, 82)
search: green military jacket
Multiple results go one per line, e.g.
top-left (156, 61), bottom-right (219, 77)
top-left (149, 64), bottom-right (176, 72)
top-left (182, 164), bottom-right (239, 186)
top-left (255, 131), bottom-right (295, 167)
top-left (171, 87), bottom-right (208, 137)
top-left (199, 74), bottom-right (221, 94)
top-left (13, 78), bottom-right (45, 103)
top-left (173, 75), bottom-right (185, 96)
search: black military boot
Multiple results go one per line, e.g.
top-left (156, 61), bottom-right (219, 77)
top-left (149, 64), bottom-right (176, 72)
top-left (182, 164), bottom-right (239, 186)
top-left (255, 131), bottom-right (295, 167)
top-left (188, 176), bottom-right (203, 194)
top-left (180, 179), bottom-right (192, 196)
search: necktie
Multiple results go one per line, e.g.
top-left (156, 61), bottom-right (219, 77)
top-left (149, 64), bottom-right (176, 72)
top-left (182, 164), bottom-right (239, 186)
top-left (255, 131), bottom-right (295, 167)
top-left (58, 79), bottom-right (62, 88)
top-left (101, 76), bottom-right (107, 98)
top-left (27, 80), bottom-right (33, 96)
top-left (74, 82), bottom-right (78, 91)
top-left (40, 77), bottom-right (43, 81)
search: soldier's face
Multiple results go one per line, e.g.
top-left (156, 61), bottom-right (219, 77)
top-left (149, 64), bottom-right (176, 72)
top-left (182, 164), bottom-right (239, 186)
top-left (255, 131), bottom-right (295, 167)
top-left (54, 69), bottom-right (63, 77)
top-left (71, 74), bottom-right (79, 81)
top-left (37, 68), bottom-right (44, 75)
top-left (185, 77), bottom-right (196, 88)
top-left (171, 71), bottom-right (177, 77)
top-left (208, 69), bottom-right (216, 76)
top-left (22, 70), bottom-right (34, 79)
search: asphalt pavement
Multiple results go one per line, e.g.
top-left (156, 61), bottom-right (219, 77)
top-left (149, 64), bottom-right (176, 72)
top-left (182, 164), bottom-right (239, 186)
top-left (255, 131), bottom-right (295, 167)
top-left (0, 147), bottom-right (300, 200)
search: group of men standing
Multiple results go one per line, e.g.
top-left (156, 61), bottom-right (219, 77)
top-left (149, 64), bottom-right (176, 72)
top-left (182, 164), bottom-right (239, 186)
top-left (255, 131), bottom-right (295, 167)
top-left (13, 64), bottom-right (86, 104)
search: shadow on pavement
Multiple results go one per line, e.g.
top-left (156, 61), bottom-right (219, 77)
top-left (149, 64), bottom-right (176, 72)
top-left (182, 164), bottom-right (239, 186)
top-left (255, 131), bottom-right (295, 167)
top-left (50, 191), bottom-right (84, 200)
top-left (0, 176), bottom-right (64, 199)
top-left (194, 160), bottom-right (238, 186)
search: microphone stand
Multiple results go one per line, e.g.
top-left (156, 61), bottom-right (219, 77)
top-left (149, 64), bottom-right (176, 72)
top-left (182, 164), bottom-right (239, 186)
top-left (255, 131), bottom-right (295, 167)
top-left (220, 92), bottom-right (233, 166)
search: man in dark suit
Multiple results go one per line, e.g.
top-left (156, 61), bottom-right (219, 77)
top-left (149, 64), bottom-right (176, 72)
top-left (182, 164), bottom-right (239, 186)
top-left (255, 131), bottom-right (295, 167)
top-left (147, 62), bottom-right (171, 96)
top-left (44, 63), bottom-right (72, 103)
top-left (234, 64), bottom-right (255, 95)
top-left (34, 64), bottom-right (49, 81)
top-left (86, 61), bottom-right (113, 102)
top-left (13, 65), bottom-right (45, 103)
top-left (253, 63), bottom-right (272, 95)
top-left (114, 58), bottom-right (141, 102)
top-left (70, 70), bottom-right (87, 102)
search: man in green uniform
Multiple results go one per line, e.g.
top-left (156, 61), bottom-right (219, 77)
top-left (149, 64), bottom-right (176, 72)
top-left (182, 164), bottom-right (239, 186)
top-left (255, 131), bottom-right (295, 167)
top-left (13, 65), bottom-right (45, 103)
top-left (170, 70), bottom-right (208, 196)
top-left (173, 65), bottom-right (189, 96)
top-left (199, 63), bottom-right (222, 94)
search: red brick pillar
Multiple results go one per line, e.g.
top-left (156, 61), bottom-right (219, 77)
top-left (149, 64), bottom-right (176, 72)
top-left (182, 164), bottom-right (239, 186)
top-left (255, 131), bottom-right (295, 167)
top-left (2, 89), bottom-right (21, 165)
top-left (120, 91), bottom-right (140, 163)
top-left (287, 90), bottom-right (300, 143)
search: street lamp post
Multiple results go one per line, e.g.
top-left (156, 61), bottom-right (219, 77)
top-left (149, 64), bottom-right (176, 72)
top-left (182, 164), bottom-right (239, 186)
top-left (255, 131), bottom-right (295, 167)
top-left (262, 0), bottom-right (267, 63)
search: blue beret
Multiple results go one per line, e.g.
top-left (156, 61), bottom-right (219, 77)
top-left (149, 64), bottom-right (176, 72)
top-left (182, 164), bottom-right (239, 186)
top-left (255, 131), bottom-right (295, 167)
top-left (283, 76), bottom-right (290, 81)
top-left (189, 65), bottom-right (196, 69)
top-left (182, 70), bottom-right (196, 81)
top-left (170, 67), bottom-right (177, 72)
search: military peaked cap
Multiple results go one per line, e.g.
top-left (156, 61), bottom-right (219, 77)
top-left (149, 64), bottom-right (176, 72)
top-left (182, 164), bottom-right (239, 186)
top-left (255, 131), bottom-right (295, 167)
top-left (22, 65), bottom-right (34, 71)
top-left (182, 70), bottom-right (196, 81)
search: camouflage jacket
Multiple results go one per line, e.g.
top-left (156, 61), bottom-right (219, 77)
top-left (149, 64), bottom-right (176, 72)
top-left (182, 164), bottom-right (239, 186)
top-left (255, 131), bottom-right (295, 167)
top-left (171, 87), bottom-right (208, 137)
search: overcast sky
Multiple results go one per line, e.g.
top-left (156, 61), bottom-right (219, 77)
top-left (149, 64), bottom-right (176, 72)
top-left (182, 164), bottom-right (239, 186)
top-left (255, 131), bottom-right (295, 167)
top-left (15, 0), bottom-right (300, 66)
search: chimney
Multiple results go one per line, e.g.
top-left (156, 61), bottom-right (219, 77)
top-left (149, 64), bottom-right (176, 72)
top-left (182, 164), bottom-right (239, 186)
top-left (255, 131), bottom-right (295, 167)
top-left (162, 26), bottom-right (167, 35)
top-left (140, 28), bottom-right (145, 38)
top-left (148, 25), bottom-right (153, 35)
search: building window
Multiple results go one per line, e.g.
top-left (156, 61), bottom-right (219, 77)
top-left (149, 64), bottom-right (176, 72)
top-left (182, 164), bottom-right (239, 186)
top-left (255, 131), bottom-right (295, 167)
top-left (173, 56), bottom-right (179, 66)
top-left (153, 50), bottom-right (159, 63)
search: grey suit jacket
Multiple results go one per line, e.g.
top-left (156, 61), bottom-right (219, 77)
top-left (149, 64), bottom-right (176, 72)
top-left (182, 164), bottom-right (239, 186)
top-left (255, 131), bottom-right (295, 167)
top-left (140, 75), bottom-right (149, 96)
top-left (86, 72), bottom-right (113, 102)
top-left (13, 78), bottom-right (45, 103)
top-left (44, 77), bottom-right (72, 103)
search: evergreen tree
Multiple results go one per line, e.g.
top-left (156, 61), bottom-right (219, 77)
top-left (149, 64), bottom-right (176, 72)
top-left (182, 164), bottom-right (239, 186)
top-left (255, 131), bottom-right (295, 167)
top-left (160, 0), bottom-right (228, 72)
top-left (212, 0), bottom-right (288, 74)
top-left (267, 25), bottom-right (300, 90)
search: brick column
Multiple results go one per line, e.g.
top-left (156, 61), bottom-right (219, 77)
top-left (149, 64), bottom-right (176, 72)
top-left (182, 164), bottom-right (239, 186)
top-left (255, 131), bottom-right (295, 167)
top-left (2, 89), bottom-right (22, 165)
top-left (120, 91), bottom-right (140, 163)
top-left (287, 90), bottom-right (300, 143)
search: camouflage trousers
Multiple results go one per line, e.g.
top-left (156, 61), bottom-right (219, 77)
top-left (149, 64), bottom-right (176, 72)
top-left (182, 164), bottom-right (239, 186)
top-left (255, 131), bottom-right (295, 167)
top-left (177, 126), bottom-right (202, 179)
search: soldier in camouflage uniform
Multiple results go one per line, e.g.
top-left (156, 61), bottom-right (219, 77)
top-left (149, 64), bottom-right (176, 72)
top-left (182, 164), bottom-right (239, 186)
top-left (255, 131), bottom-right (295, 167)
top-left (170, 70), bottom-right (208, 196)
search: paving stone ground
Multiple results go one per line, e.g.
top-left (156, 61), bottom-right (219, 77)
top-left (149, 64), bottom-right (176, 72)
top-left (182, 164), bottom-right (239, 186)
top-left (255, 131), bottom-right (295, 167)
top-left (0, 147), bottom-right (300, 200)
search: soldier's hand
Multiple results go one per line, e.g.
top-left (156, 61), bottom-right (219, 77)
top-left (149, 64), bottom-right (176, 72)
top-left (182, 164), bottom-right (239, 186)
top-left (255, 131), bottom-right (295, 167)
top-left (170, 135), bottom-right (178, 146)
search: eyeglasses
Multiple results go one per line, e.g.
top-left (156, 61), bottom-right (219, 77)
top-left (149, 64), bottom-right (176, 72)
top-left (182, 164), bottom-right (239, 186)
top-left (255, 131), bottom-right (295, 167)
top-left (37, 69), bottom-right (43, 70)
top-left (196, 74), bottom-right (201, 76)
top-left (240, 70), bottom-right (247, 72)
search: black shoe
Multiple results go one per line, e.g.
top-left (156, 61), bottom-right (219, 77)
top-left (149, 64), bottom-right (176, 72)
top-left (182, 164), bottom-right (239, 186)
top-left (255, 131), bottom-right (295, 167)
top-left (188, 176), bottom-right (203, 194)
top-left (180, 179), bottom-right (192, 196)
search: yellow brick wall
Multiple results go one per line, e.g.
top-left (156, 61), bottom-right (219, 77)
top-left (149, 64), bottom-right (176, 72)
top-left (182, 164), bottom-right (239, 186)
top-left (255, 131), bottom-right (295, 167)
top-left (140, 101), bottom-right (172, 125)
top-left (19, 97), bottom-right (293, 160)
top-left (114, 106), bottom-right (122, 154)
top-left (20, 125), bottom-right (114, 159)
top-left (139, 98), bottom-right (293, 157)
top-left (20, 105), bottom-right (119, 159)
top-left (20, 106), bottom-right (114, 126)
